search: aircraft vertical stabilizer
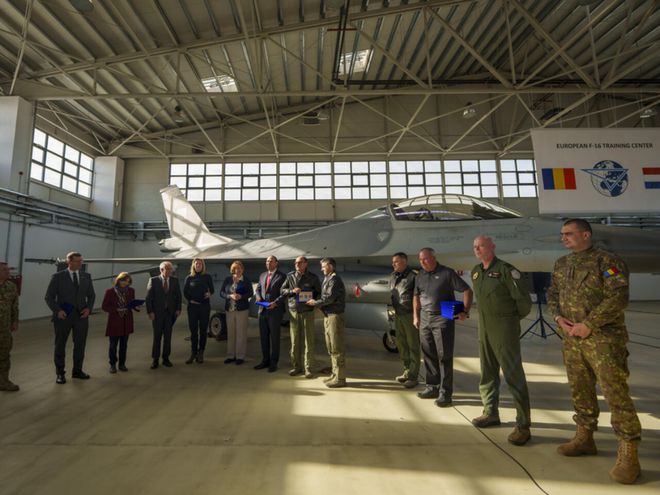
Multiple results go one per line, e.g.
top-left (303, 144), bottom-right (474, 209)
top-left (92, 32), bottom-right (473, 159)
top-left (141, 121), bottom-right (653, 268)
top-left (159, 185), bottom-right (232, 250)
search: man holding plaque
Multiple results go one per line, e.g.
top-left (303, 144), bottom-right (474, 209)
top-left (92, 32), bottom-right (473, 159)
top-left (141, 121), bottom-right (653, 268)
top-left (471, 235), bottom-right (532, 446)
top-left (281, 256), bottom-right (321, 378)
top-left (254, 256), bottom-right (286, 372)
top-left (44, 251), bottom-right (96, 384)
top-left (413, 247), bottom-right (472, 407)
top-left (306, 258), bottom-right (347, 388)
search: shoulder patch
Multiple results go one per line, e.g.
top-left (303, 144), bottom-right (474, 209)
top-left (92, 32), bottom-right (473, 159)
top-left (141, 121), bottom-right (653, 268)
top-left (603, 266), bottom-right (621, 278)
top-left (511, 269), bottom-right (521, 280)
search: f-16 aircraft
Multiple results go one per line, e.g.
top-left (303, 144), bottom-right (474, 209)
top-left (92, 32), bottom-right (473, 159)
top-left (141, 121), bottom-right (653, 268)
top-left (74, 185), bottom-right (660, 351)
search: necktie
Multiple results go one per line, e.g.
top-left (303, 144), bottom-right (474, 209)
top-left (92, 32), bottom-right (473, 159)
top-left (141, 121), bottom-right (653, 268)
top-left (265, 272), bottom-right (271, 291)
top-left (163, 278), bottom-right (169, 292)
top-left (73, 272), bottom-right (79, 293)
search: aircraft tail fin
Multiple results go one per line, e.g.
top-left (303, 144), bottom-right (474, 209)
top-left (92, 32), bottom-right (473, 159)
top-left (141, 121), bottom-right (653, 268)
top-left (160, 185), bottom-right (233, 250)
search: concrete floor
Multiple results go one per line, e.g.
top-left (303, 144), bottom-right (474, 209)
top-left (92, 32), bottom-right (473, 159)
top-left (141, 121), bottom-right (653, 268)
top-left (1, 305), bottom-right (659, 495)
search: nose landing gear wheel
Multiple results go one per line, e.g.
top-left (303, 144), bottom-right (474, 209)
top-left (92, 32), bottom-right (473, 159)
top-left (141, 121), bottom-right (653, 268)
top-left (383, 330), bottom-right (398, 353)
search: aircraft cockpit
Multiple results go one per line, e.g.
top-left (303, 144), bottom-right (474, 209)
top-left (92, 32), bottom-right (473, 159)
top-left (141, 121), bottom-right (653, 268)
top-left (388, 194), bottom-right (522, 221)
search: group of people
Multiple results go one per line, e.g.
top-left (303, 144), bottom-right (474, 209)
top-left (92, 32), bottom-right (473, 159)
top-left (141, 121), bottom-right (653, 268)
top-left (0, 218), bottom-right (642, 483)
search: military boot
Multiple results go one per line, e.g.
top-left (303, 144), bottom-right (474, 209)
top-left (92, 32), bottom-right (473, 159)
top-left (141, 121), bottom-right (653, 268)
top-left (609, 439), bottom-right (641, 484)
top-left (185, 353), bottom-right (197, 365)
top-left (0, 371), bottom-right (19, 392)
top-left (556, 425), bottom-right (597, 456)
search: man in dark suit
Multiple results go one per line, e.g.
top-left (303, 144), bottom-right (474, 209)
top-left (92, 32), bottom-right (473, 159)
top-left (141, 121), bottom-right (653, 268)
top-left (145, 261), bottom-right (182, 369)
top-left (44, 251), bottom-right (96, 384)
top-left (254, 255), bottom-right (286, 372)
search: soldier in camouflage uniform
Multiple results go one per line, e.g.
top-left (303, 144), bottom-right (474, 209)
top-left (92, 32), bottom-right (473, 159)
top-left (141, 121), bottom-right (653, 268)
top-left (547, 218), bottom-right (641, 484)
top-left (0, 261), bottom-right (20, 392)
top-left (390, 252), bottom-right (419, 389)
top-left (470, 236), bottom-right (532, 446)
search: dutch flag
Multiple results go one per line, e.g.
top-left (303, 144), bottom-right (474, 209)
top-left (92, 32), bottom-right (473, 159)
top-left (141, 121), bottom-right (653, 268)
top-left (643, 168), bottom-right (660, 189)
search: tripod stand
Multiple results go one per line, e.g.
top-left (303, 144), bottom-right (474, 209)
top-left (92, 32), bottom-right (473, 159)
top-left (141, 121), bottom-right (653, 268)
top-left (520, 272), bottom-right (561, 340)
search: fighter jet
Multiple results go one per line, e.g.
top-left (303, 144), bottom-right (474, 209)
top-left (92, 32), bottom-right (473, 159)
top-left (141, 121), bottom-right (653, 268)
top-left (76, 186), bottom-right (660, 351)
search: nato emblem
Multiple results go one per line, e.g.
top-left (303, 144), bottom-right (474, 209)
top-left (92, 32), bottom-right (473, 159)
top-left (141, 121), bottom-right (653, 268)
top-left (581, 160), bottom-right (629, 197)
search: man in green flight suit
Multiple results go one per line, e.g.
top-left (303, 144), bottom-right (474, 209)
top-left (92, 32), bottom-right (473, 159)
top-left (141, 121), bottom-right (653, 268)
top-left (470, 236), bottom-right (532, 445)
top-left (0, 261), bottom-right (20, 392)
top-left (547, 218), bottom-right (642, 484)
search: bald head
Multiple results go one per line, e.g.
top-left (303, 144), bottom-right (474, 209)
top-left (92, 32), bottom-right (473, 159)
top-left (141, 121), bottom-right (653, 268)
top-left (473, 235), bottom-right (496, 264)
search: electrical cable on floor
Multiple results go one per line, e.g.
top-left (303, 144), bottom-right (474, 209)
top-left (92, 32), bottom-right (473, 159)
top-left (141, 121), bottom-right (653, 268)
top-left (451, 405), bottom-right (552, 495)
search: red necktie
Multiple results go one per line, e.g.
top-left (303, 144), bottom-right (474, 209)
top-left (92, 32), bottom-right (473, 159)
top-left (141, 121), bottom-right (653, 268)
top-left (265, 272), bottom-right (271, 291)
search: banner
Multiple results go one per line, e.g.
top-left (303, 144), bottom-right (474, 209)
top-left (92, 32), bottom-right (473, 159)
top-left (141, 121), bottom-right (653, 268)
top-left (531, 128), bottom-right (660, 214)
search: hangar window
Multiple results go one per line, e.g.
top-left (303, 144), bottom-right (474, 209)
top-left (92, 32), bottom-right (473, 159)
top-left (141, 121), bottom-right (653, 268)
top-left (169, 162), bottom-right (222, 201)
top-left (201, 74), bottom-right (238, 93)
top-left (388, 161), bottom-right (440, 199)
top-left (30, 128), bottom-right (94, 199)
top-left (223, 162), bottom-right (276, 201)
top-left (500, 159), bottom-right (538, 198)
top-left (280, 162), bottom-right (330, 200)
top-left (338, 49), bottom-right (372, 77)
top-left (443, 159), bottom-right (499, 198)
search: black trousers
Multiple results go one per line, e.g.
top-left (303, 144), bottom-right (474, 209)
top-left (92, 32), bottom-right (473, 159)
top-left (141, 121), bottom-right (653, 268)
top-left (188, 304), bottom-right (210, 354)
top-left (109, 335), bottom-right (129, 366)
top-left (152, 312), bottom-right (175, 360)
top-left (53, 315), bottom-right (89, 374)
top-left (259, 310), bottom-right (283, 366)
top-left (420, 313), bottom-right (455, 398)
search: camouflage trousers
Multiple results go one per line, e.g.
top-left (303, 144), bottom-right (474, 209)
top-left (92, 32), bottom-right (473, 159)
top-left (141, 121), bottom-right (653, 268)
top-left (394, 312), bottom-right (420, 380)
top-left (0, 328), bottom-right (12, 374)
top-left (562, 334), bottom-right (641, 441)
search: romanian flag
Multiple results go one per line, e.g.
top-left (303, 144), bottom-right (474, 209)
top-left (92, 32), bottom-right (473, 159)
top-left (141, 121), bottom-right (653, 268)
top-left (541, 168), bottom-right (577, 190)
top-left (642, 167), bottom-right (660, 189)
top-left (603, 266), bottom-right (620, 278)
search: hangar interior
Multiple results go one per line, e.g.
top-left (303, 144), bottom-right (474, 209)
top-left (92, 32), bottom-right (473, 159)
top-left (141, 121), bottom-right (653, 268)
top-left (0, 1), bottom-right (659, 494)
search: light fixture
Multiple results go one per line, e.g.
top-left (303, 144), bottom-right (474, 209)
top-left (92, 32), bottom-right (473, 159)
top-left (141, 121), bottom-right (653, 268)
top-left (640, 107), bottom-right (657, 119)
top-left (69, 0), bottom-right (94, 12)
top-left (173, 105), bottom-right (185, 124)
top-left (462, 102), bottom-right (476, 119)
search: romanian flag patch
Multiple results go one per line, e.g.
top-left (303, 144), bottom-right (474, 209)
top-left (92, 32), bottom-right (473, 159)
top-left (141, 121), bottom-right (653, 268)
top-left (603, 267), bottom-right (620, 278)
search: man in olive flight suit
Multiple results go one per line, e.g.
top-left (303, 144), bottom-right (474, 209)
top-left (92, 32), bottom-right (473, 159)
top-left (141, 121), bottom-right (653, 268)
top-left (547, 218), bottom-right (642, 484)
top-left (390, 252), bottom-right (419, 388)
top-left (470, 236), bottom-right (532, 446)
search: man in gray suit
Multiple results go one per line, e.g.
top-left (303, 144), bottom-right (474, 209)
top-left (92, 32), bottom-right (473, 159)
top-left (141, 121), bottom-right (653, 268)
top-left (45, 251), bottom-right (96, 384)
top-left (146, 261), bottom-right (182, 369)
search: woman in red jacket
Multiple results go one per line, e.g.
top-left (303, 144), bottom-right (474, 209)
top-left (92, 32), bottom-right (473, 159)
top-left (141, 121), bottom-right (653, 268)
top-left (102, 272), bottom-right (138, 373)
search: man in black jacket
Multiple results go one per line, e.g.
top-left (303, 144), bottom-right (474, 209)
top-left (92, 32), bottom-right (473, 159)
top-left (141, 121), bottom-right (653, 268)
top-left (307, 258), bottom-right (347, 388)
top-left (254, 256), bottom-right (286, 372)
top-left (44, 252), bottom-right (96, 384)
top-left (390, 252), bottom-right (419, 388)
top-left (281, 256), bottom-right (321, 378)
top-left (146, 261), bottom-right (182, 369)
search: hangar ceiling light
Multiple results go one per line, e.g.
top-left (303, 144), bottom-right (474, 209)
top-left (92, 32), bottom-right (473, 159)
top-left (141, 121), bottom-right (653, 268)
top-left (640, 107), bottom-right (657, 119)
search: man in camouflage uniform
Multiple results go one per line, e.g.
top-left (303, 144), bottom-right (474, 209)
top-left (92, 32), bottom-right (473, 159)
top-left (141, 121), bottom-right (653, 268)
top-left (390, 252), bottom-right (419, 389)
top-left (0, 261), bottom-right (20, 392)
top-left (547, 218), bottom-right (642, 484)
top-left (470, 236), bottom-right (532, 445)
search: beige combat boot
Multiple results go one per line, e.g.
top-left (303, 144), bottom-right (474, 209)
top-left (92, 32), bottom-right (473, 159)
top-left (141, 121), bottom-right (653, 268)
top-left (556, 425), bottom-right (597, 456)
top-left (609, 439), bottom-right (641, 484)
top-left (0, 370), bottom-right (19, 392)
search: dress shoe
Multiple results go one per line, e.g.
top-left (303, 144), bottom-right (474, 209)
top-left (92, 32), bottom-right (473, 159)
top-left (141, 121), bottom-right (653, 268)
top-left (185, 354), bottom-right (196, 365)
top-left (508, 426), bottom-right (531, 446)
top-left (118, 365), bottom-right (128, 372)
top-left (109, 365), bottom-right (117, 374)
top-left (72, 371), bottom-right (90, 380)
top-left (417, 386), bottom-right (439, 399)
top-left (304, 371), bottom-right (316, 379)
top-left (150, 361), bottom-right (159, 369)
top-left (403, 379), bottom-right (418, 389)
top-left (196, 352), bottom-right (204, 364)
top-left (323, 374), bottom-right (337, 383)
top-left (289, 368), bottom-right (302, 376)
top-left (235, 359), bottom-right (245, 365)
top-left (472, 414), bottom-right (501, 428)
top-left (325, 379), bottom-right (347, 388)
top-left (435, 396), bottom-right (453, 408)
top-left (56, 374), bottom-right (66, 384)
top-left (268, 366), bottom-right (277, 373)
top-left (162, 359), bottom-right (173, 368)
top-left (395, 374), bottom-right (408, 383)
top-left (224, 358), bottom-right (236, 364)
top-left (254, 362), bottom-right (269, 370)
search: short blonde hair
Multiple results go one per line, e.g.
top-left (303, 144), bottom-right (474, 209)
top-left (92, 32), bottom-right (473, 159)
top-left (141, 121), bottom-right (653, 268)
top-left (67, 251), bottom-right (82, 261)
top-left (190, 258), bottom-right (206, 276)
top-left (114, 272), bottom-right (132, 286)
top-left (230, 261), bottom-right (244, 274)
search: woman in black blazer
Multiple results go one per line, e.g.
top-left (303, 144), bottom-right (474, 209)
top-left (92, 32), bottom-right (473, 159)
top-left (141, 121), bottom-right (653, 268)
top-left (220, 261), bottom-right (253, 365)
top-left (183, 258), bottom-right (214, 364)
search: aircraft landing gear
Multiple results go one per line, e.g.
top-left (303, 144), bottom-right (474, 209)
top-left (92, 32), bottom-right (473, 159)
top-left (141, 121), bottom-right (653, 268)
top-left (383, 308), bottom-right (398, 353)
top-left (209, 312), bottom-right (227, 340)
